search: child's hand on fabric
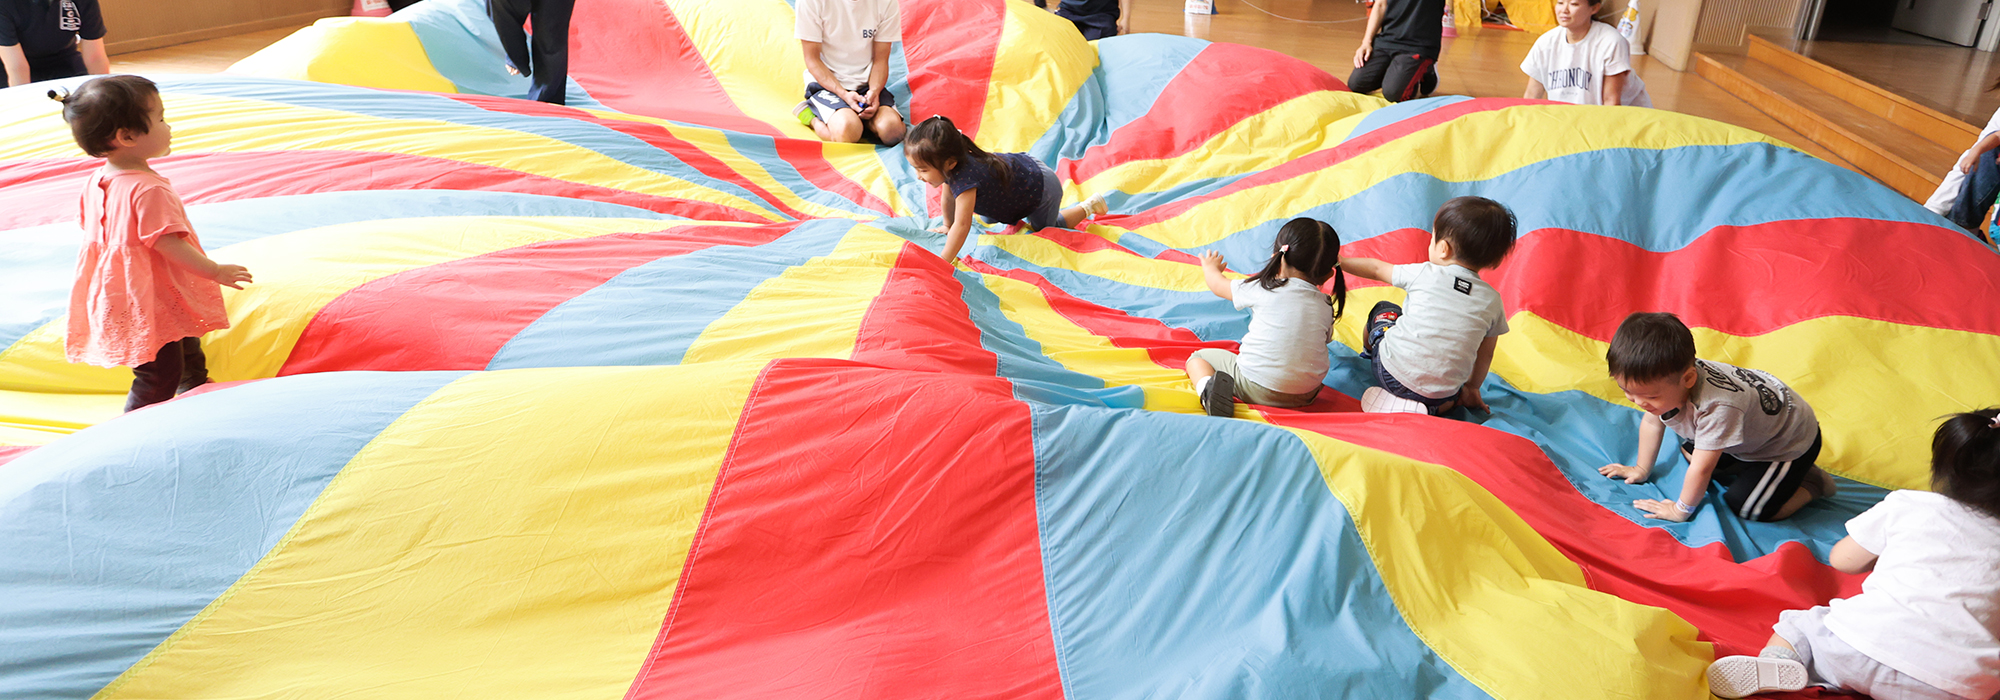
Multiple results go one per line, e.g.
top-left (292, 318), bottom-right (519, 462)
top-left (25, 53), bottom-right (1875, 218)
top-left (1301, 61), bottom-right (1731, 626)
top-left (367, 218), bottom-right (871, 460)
top-left (929, 225), bottom-right (948, 234)
top-left (1460, 384), bottom-right (1488, 412)
top-left (1200, 250), bottom-right (1226, 272)
top-left (1352, 44), bottom-right (1371, 68)
top-left (1598, 463), bottom-right (1650, 484)
top-left (214, 264), bottom-right (253, 290)
top-left (1633, 498), bottom-right (1692, 522)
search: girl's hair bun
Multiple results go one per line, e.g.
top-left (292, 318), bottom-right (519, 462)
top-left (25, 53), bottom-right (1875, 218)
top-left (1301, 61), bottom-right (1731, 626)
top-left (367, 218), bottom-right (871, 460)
top-left (48, 87), bottom-right (70, 104)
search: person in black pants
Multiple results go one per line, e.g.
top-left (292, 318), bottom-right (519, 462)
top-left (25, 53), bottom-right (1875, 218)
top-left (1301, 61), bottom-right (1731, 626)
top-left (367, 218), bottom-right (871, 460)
top-left (126, 338), bottom-right (209, 413)
top-left (0, 0), bottom-right (109, 87)
top-left (488, 0), bottom-right (574, 105)
top-left (1349, 0), bottom-right (1443, 103)
top-left (1032, 0), bottom-right (1131, 40)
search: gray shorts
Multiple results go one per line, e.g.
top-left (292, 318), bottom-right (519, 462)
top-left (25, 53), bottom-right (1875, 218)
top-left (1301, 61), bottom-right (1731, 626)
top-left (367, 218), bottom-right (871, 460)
top-left (1023, 163), bottom-right (1065, 231)
top-left (1189, 348), bottom-right (1320, 408)
top-left (1774, 606), bottom-right (1973, 700)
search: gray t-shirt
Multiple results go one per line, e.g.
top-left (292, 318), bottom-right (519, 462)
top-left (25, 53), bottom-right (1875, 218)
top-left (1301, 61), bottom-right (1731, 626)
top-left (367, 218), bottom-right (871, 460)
top-left (1661, 359), bottom-right (1819, 463)
top-left (1232, 278), bottom-right (1333, 395)
top-left (1377, 263), bottom-right (1508, 399)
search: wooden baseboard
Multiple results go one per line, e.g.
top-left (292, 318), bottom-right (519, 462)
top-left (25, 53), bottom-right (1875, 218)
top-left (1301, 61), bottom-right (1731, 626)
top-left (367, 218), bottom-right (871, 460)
top-left (106, 8), bottom-right (343, 56)
top-left (1746, 34), bottom-right (1979, 151)
top-left (1696, 52), bottom-right (1941, 201)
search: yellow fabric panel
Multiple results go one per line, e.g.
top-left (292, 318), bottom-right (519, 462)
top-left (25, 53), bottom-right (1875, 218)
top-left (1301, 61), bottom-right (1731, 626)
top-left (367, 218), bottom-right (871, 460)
top-left (93, 362), bottom-right (762, 700)
top-left (0, 94), bottom-right (786, 222)
top-left (1108, 104), bottom-right (1784, 249)
top-left (680, 224), bottom-right (904, 364)
top-left (1491, 311), bottom-right (2000, 491)
top-left (0, 386), bottom-right (121, 445)
top-left (976, 273), bottom-right (1193, 412)
top-left (660, 0), bottom-right (819, 140)
top-left (1290, 426), bottom-right (1711, 699)
top-left (985, 233), bottom-right (1214, 293)
top-left (977, 3), bottom-right (1100, 154)
top-left (225, 17), bottom-right (459, 94)
top-left (1074, 92), bottom-right (1382, 200)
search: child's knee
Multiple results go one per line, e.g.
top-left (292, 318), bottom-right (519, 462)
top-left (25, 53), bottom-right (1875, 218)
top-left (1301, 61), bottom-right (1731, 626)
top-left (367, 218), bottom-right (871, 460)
top-left (826, 111), bottom-right (865, 142)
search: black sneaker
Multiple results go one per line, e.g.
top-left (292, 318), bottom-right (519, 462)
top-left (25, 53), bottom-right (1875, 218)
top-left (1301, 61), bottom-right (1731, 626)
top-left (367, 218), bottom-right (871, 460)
top-left (1202, 372), bottom-right (1236, 417)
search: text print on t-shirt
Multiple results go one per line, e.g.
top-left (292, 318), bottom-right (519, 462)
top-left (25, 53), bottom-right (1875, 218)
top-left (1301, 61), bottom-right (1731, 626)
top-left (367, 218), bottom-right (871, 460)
top-left (1543, 67), bottom-right (1593, 91)
top-left (862, 28), bottom-right (876, 40)
top-left (1699, 361), bottom-right (1784, 416)
top-left (59, 0), bottom-right (81, 31)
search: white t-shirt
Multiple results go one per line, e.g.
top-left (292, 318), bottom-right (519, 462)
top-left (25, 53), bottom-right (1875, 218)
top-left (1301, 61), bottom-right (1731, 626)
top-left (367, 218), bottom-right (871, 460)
top-left (1520, 22), bottom-right (1653, 108)
top-left (1823, 490), bottom-right (2000, 700)
top-left (1378, 263), bottom-right (1508, 399)
top-left (1925, 107), bottom-right (2000, 215)
top-left (795, 0), bottom-right (902, 89)
top-left (1232, 277), bottom-right (1334, 395)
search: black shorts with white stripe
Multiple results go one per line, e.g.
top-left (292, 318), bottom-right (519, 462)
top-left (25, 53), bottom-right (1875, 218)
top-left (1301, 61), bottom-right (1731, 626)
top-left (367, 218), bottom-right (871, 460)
top-left (1683, 429), bottom-right (1824, 522)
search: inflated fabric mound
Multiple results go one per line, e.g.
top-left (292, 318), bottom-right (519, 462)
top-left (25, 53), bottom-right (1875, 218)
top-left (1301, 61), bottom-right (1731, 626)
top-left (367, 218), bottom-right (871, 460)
top-left (2, 0), bottom-right (1997, 697)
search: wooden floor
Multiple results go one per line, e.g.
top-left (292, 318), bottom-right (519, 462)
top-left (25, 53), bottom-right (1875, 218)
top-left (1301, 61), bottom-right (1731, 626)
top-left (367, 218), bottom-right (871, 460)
top-left (1753, 29), bottom-right (1998, 128)
top-left (100, 1), bottom-right (1938, 172)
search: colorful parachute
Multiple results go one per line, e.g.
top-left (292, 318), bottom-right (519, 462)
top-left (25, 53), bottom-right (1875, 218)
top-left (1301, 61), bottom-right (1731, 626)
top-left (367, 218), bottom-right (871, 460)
top-left (2, 0), bottom-right (1996, 697)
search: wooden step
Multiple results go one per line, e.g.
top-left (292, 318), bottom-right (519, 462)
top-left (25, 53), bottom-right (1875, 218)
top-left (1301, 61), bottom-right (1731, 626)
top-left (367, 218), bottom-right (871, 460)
top-left (1746, 34), bottom-right (1980, 153)
top-left (1695, 52), bottom-right (1959, 202)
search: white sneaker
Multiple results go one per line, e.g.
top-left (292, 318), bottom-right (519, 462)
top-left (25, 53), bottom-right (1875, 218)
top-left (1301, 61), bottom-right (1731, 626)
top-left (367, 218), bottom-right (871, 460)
top-left (1707, 655), bottom-right (1807, 698)
top-left (1362, 386), bottom-right (1429, 414)
top-left (1081, 192), bottom-right (1108, 218)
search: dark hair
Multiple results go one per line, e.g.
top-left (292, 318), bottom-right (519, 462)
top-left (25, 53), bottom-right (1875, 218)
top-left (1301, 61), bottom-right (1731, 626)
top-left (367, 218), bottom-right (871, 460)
top-left (1248, 218), bottom-right (1348, 320)
top-left (1932, 408), bottom-right (2000, 521)
top-left (906, 115), bottom-right (1009, 194)
top-left (49, 75), bottom-right (159, 158)
top-left (1606, 312), bottom-right (1697, 382)
top-left (1433, 196), bottom-right (1517, 270)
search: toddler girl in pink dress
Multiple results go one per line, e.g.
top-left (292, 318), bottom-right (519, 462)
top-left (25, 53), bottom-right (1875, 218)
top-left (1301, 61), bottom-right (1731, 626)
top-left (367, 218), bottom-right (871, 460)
top-left (53, 76), bottom-right (252, 411)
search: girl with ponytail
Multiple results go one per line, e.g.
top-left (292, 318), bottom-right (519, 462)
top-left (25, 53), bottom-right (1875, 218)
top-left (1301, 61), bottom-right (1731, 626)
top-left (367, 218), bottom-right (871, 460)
top-left (1184, 218), bottom-right (1348, 417)
top-left (904, 115), bottom-right (1107, 265)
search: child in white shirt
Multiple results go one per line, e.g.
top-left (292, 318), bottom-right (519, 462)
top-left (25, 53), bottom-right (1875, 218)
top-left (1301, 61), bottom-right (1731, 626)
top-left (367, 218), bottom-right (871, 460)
top-left (1186, 218), bottom-right (1349, 417)
top-left (1521, 0), bottom-right (1652, 107)
top-left (1341, 196), bottom-right (1518, 416)
top-left (1707, 409), bottom-right (2000, 700)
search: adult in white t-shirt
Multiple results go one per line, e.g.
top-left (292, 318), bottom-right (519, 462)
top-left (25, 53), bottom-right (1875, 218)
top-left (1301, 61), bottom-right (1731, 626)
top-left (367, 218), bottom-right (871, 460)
top-left (795, 0), bottom-right (906, 146)
top-left (1520, 0), bottom-right (1652, 108)
top-left (1923, 101), bottom-right (2000, 242)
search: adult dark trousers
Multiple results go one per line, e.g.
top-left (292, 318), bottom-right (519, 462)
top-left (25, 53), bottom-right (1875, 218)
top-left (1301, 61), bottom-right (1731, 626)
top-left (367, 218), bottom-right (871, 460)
top-left (488, 0), bottom-right (574, 105)
top-left (1348, 49), bottom-right (1438, 103)
top-left (125, 337), bottom-right (207, 412)
top-left (1948, 148), bottom-right (2000, 237)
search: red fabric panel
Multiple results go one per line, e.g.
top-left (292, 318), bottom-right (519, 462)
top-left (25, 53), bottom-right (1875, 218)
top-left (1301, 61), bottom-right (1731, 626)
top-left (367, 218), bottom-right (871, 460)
top-left (1060, 43), bottom-right (1350, 185)
top-left (566, 0), bottom-right (781, 137)
top-left (850, 243), bottom-right (1000, 375)
top-left (445, 94), bottom-right (897, 217)
top-left (1341, 220), bottom-right (2000, 339)
top-left (1105, 99), bottom-right (1538, 231)
top-left (623, 358), bottom-right (1063, 700)
top-left (278, 223), bottom-right (797, 375)
top-left (1261, 411), bottom-right (1866, 660)
top-left (900, 0), bottom-right (1006, 138)
top-left (0, 152), bottom-right (767, 231)
top-left (0, 446), bottom-right (38, 467)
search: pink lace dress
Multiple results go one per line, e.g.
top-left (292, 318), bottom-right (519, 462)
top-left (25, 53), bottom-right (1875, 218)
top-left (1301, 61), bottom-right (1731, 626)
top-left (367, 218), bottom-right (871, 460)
top-left (65, 168), bottom-right (230, 368)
